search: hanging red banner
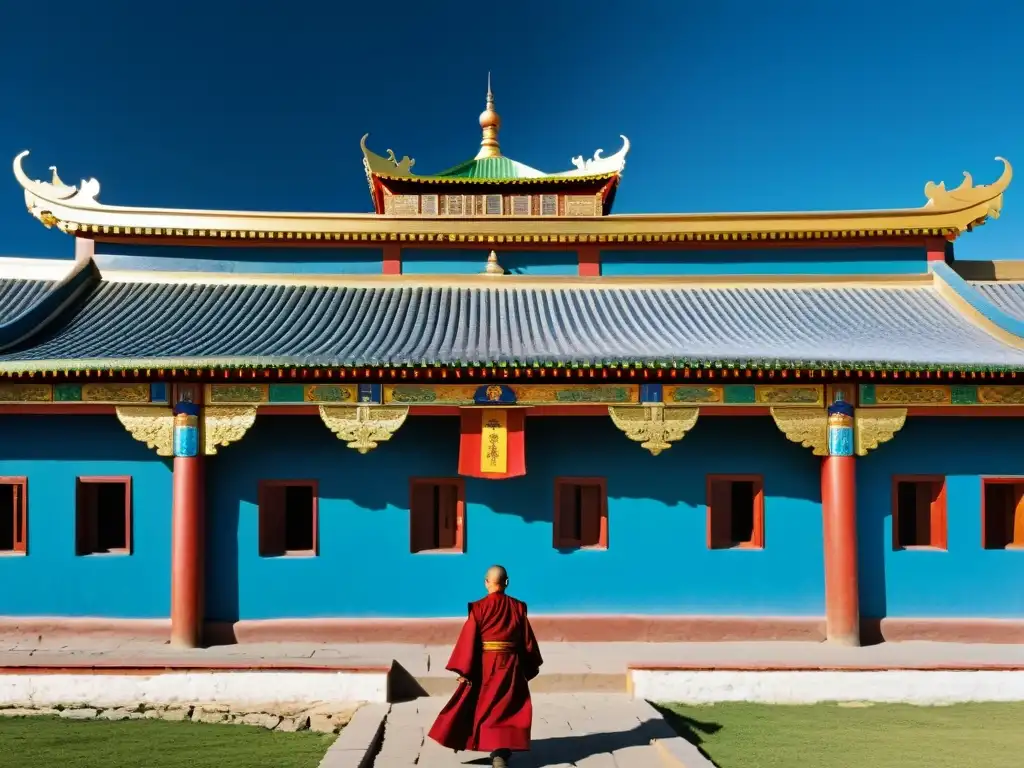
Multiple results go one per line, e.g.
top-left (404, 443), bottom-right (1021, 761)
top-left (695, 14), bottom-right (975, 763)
top-left (458, 408), bottom-right (527, 479)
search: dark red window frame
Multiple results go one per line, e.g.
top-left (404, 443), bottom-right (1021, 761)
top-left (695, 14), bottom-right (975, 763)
top-left (553, 477), bottom-right (608, 550)
top-left (706, 474), bottom-right (765, 550)
top-left (0, 477), bottom-right (27, 554)
top-left (891, 475), bottom-right (947, 551)
top-left (75, 476), bottom-right (133, 556)
top-left (981, 477), bottom-right (1024, 550)
top-left (410, 478), bottom-right (465, 554)
top-left (258, 479), bottom-right (319, 557)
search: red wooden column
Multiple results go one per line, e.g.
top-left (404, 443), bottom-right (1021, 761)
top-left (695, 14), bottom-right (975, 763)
top-left (170, 385), bottom-right (205, 648)
top-left (822, 387), bottom-right (860, 646)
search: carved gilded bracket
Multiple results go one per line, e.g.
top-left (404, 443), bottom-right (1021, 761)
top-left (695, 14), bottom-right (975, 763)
top-left (203, 406), bottom-right (258, 455)
top-left (770, 408), bottom-right (829, 456)
top-left (854, 408), bottom-right (907, 456)
top-left (607, 405), bottom-right (699, 456)
top-left (115, 406), bottom-right (174, 457)
top-left (319, 405), bottom-right (409, 454)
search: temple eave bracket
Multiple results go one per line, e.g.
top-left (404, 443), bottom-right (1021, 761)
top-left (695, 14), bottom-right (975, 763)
top-left (115, 405), bottom-right (174, 457)
top-left (319, 404), bottom-right (409, 453)
top-left (608, 405), bottom-right (699, 455)
top-left (854, 408), bottom-right (907, 456)
top-left (203, 406), bottom-right (258, 455)
top-left (770, 407), bottom-right (829, 456)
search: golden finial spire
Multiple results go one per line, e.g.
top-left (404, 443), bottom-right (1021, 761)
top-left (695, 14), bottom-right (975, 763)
top-left (475, 73), bottom-right (501, 160)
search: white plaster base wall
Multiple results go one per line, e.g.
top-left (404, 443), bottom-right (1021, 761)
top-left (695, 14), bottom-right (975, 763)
top-left (0, 671), bottom-right (388, 708)
top-left (630, 670), bottom-right (1024, 705)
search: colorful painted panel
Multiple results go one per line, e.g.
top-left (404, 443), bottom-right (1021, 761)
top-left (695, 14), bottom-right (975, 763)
top-left (859, 384), bottom-right (1024, 407)
top-left (665, 384), bottom-right (823, 407)
top-left (206, 383), bottom-right (359, 405)
top-left (384, 385), bottom-right (478, 405)
top-left (0, 384), bottom-right (51, 402)
top-left (512, 385), bottom-right (638, 405)
top-left (0, 382), bottom-right (168, 404)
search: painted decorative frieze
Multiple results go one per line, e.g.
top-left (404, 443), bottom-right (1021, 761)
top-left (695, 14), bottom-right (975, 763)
top-left (665, 384), bottom-right (824, 407)
top-left (859, 384), bottom-right (1024, 407)
top-left (115, 406), bottom-right (174, 456)
top-left (319, 405), bottom-right (409, 454)
top-left (383, 384), bottom-right (639, 406)
top-left (204, 383), bottom-right (362, 405)
top-left (607, 405), bottom-right (699, 456)
top-left (0, 382), bottom-right (169, 404)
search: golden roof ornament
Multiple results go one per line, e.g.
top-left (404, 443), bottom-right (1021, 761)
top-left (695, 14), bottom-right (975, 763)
top-left (483, 250), bottom-right (504, 275)
top-left (475, 73), bottom-right (501, 160)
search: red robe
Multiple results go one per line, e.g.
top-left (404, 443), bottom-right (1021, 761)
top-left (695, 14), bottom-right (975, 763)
top-left (428, 592), bottom-right (543, 753)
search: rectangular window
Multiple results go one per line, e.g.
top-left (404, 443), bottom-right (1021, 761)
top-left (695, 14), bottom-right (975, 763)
top-left (421, 194), bottom-right (438, 216)
top-left (540, 194), bottom-right (558, 216)
top-left (410, 479), bottom-right (464, 553)
top-left (0, 478), bottom-right (27, 554)
top-left (258, 480), bottom-right (318, 557)
top-left (554, 478), bottom-right (607, 549)
top-left (484, 194), bottom-right (503, 215)
top-left (707, 475), bottom-right (764, 549)
top-left (892, 475), bottom-right (947, 550)
top-left (982, 478), bottom-right (1024, 550)
top-left (76, 477), bottom-right (132, 555)
top-left (511, 195), bottom-right (530, 216)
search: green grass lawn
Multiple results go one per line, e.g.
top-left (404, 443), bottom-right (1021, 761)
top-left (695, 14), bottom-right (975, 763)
top-left (659, 702), bottom-right (1024, 768)
top-left (0, 715), bottom-right (336, 768)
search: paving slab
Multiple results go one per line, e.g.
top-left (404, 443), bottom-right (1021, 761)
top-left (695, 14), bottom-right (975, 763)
top-left (370, 694), bottom-right (695, 768)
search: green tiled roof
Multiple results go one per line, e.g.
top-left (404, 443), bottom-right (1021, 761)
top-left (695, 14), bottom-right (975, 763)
top-left (434, 155), bottom-right (548, 180)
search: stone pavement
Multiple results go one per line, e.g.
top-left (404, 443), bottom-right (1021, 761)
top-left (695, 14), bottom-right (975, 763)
top-left (367, 694), bottom-right (702, 768)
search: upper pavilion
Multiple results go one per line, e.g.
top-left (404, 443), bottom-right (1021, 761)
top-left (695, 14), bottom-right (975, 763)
top-left (359, 77), bottom-right (630, 217)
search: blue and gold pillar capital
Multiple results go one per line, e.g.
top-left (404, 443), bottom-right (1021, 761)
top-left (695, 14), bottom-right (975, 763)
top-left (827, 392), bottom-right (855, 457)
top-left (173, 400), bottom-right (201, 458)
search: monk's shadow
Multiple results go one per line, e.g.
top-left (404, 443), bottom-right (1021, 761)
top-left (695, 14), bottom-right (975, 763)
top-left (454, 710), bottom-right (722, 768)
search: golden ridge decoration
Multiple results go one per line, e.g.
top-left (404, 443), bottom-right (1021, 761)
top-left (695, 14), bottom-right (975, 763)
top-left (360, 134), bottom-right (416, 178)
top-left (115, 406), bottom-right (173, 457)
top-left (203, 406), bottom-right (257, 455)
top-left (855, 408), bottom-right (907, 456)
top-left (924, 157), bottom-right (1012, 220)
top-left (319, 405), bottom-right (409, 454)
top-left (607, 405), bottom-right (699, 456)
top-left (770, 408), bottom-right (828, 456)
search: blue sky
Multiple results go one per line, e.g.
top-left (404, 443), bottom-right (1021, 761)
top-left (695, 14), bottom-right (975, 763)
top-left (1, 0), bottom-right (1021, 260)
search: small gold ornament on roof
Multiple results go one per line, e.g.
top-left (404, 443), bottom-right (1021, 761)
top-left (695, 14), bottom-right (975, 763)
top-left (483, 250), bottom-right (504, 275)
top-left (475, 73), bottom-right (502, 160)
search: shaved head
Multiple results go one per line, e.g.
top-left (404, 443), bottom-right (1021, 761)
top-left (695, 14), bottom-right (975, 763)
top-left (485, 565), bottom-right (509, 592)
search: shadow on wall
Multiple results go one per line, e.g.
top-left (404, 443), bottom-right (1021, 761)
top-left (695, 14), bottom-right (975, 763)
top-left (857, 416), bottom-right (1024, 627)
top-left (204, 413), bottom-right (822, 621)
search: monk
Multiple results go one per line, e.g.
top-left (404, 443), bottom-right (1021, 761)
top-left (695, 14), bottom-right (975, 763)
top-left (428, 565), bottom-right (543, 768)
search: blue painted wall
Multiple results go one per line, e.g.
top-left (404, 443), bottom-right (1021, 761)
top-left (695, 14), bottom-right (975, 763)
top-left (93, 244), bottom-right (385, 274)
top-left (858, 417), bottom-right (1024, 619)
top-left (400, 249), bottom-right (578, 276)
top-left (599, 247), bottom-right (928, 276)
top-left (206, 415), bottom-right (822, 620)
top-left (0, 415), bottom-right (172, 617)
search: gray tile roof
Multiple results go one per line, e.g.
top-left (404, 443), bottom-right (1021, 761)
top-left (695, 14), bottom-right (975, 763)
top-left (970, 282), bottom-right (1024, 323)
top-left (0, 278), bottom-right (55, 324)
top-left (3, 278), bottom-right (1024, 371)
